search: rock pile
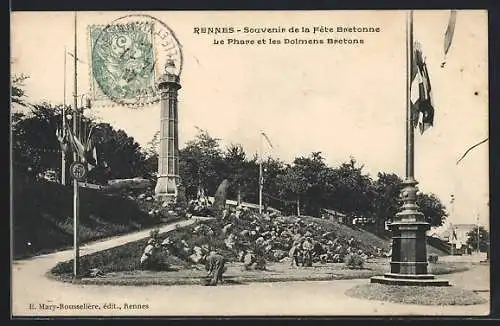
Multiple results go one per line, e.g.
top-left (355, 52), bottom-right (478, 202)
top-left (161, 206), bottom-right (390, 269)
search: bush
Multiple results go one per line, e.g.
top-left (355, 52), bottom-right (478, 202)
top-left (344, 253), bottom-right (364, 269)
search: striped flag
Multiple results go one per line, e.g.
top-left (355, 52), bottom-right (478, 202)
top-left (61, 123), bottom-right (99, 171)
top-left (410, 42), bottom-right (434, 134)
top-left (442, 10), bottom-right (457, 67)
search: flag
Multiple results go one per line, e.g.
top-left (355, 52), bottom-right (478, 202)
top-left (410, 42), bottom-right (434, 134)
top-left (84, 136), bottom-right (98, 171)
top-left (65, 126), bottom-right (86, 161)
top-left (261, 132), bottom-right (274, 149)
top-left (55, 127), bottom-right (71, 156)
top-left (442, 10), bottom-right (457, 67)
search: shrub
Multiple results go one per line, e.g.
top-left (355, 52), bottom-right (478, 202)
top-left (344, 253), bottom-right (364, 269)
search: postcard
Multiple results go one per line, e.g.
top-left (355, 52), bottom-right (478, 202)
top-left (11, 10), bottom-right (490, 316)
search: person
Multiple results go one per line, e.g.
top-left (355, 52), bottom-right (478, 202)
top-left (301, 237), bottom-right (314, 267)
top-left (289, 241), bottom-right (302, 268)
top-left (204, 251), bottom-right (227, 286)
top-left (140, 238), bottom-right (161, 269)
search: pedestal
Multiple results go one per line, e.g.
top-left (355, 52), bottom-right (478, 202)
top-left (154, 175), bottom-right (178, 204)
top-left (371, 179), bottom-right (449, 286)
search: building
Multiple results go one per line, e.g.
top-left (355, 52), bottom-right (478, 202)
top-left (428, 223), bottom-right (477, 252)
top-left (207, 196), bottom-right (281, 214)
top-left (321, 208), bottom-right (347, 223)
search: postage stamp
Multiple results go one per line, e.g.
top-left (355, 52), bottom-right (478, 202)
top-left (10, 10), bottom-right (490, 317)
top-left (89, 14), bottom-right (182, 107)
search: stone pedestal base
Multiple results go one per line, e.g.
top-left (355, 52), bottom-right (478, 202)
top-left (154, 175), bottom-right (178, 204)
top-left (371, 273), bottom-right (449, 286)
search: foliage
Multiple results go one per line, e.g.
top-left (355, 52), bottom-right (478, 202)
top-left (344, 253), bottom-right (365, 269)
top-left (417, 193), bottom-right (448, 227)
top-left (11, 74), bottom-right (30, 107)
top-left (90, 122), bottom-right (148, 180)
top-left (179, 127), bottom-right (226, 199)
top-left (465, 226), bottom-right (489, 252)
top-left (11, 102), bottom-right (149, 184)
top-left (11, 75), bottom-right (448, 229)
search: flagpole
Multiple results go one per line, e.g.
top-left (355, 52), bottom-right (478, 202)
top-left (72, 11), bottom-right (80, 278)
top-left (62, 46), bottom-right (67, 185)
top-left (450, 195), bottom-right (455, 255)
top-left (406, 10), bottom-right (415, 180)
top-left (476, 213), bottom-right (480, 254)
top-left (371, 10), bottom-right (448, 285)
top-left (259, 131), bottom-right (263, 214)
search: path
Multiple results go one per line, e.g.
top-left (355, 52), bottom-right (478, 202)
top-left (12, 218), bottom-right (490, 317)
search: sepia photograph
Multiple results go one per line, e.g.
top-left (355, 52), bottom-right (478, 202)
top-left (10, 10), bottom-right (490, 316)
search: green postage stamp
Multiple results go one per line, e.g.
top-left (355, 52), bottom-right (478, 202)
top-left (89, 15), bottom-right (182, 107)
top-left (89, 21), bottom-right (158, 106)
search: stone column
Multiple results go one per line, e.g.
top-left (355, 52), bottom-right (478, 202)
top-left (155, 60), bottom-right (181, 204)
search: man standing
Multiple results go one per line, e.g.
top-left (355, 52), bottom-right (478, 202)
top-left (204, 251), bottom-right (227, 286)
top-left (302, 237), bottom-right (314, 267)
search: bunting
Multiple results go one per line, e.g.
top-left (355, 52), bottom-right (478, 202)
top-left (56, 121), bottom-right (99, 172)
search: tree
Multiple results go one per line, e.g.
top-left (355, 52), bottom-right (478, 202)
top-left (372, 172), bottom-right (403, 234)
top-left (12, 103), bottom-right (69, 182)
top-left (466, 226), bottom-right (489, 253)
top-left (12, 102), bottom-right (148, 185)
top-left (261, 157), bottom-right (285, 210)
top-left (90, 122), bottom-right (148, 180)
top-left (416, 193), bottom-right (447, 227)
top-left (224, 144), bottom-right (246, 204)
top-left (329, 157), bottom-right (374, 219)
top-left (179, 128), bottom-right (226, 199)
top-left (11, 74), bottom-right (30, 107)
top-left (276, 165), bottom-right (308, 216)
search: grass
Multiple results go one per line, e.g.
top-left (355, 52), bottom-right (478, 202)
top-left (302, 216), bottom-right (448, 257)
top-left (49, 211), bottom-right (466, 286)
top-left (345, 283), bottom-right (487, 306)
top-left (13, 181), bottom-right (185, 259)
top-left (50, 251), bottom-right (470, 286)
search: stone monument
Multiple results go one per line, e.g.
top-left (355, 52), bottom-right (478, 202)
top-left (155, 59), bottom-right (181, 204)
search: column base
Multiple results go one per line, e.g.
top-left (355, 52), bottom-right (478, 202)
top-left (154, 175), bottom-right (178, 205)
top-left (371, 273), bottom-right (449, 286)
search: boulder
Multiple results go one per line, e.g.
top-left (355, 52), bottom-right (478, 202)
top-left (222, 223), bottom-right (233, 234)
top-left (88, 268), bottom-right (105, 278)
top-left (273, 249), bottom-right (287, 261)
top-left (224, 234), bottom-right (236, 249)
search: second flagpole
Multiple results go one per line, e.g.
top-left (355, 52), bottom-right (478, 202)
top-left (259, 131), bottom-right (263, 214)
top-left (72, 11), bottom-right (80, 279)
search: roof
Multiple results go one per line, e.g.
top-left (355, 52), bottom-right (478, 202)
top-left (452, 224), bottom-right (476, 230)
top-left (207, 197), bottom-right (281, 213)
top-left (321, 208), bottom-right (346, 217)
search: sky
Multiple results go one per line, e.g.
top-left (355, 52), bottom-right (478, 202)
top-left (10, 10), bottom-right (489, 227)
